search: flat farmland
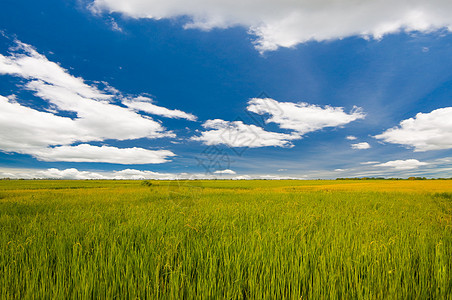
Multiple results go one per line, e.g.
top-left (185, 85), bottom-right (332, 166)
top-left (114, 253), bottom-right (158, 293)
top-left (0, 180), bottom-right (451, 299)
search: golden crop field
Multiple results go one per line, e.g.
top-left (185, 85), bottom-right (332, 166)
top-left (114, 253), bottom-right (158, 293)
top-left (0, 179), bottom-right (451, 299)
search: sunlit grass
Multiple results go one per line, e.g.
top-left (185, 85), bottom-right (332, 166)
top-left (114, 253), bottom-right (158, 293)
top-left (0, 180), bottom-right (451, 298)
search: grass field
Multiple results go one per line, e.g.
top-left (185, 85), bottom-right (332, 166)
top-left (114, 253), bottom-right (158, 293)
top-left (0, 179), bottom-right (451, 299)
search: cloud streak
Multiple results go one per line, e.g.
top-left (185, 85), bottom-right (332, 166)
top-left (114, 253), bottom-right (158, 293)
top-left (33, 145), bottom-right (175, 164)
top-left (214, 169), bottom-right (236, 174)
top-left (123, 96), bottom-right (197, 121)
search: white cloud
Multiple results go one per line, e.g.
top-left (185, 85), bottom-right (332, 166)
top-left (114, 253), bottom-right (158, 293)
top-left (91, 0), bottom-right (452, 51)
top-left (214, 169), bottom-right (236, 174)
top-left (0, 167), bottom-right (182, 180)
top-left (37, 168), bottom-right (106, 180)
top-left (25, 81), bottom-right (169, 141)
top-left (247, 98), bottom-right (365, 135)
top-left (375, 159), bottom-right (428, 170)
top-left (375, 107), bottom-right (452, 152)
top-left (0, 95), bottom-right (82, 152)
top-left (0, 167), bottom-right (235, 180)
top-left (346, 136), bottom-right (357, 140)
top-left (1, 157), bottom-right (449, 180)
top-left (123, 96), bottom-right (197, 121)
top-left (0, 97), bottom-right (175, 163)
top-left (360, 161), bottom-right (380, 165)
top-left (0, 41), bottom-right (196, 163)
top-left (33, 144), bottom-right (175, 164)
top-left (192, 98), bottom-right (364, 148)
top-left (192, 119), bottom-right (300, 148)
top-left (351, 142), bottom-right (371, 150)
top-left (109, 17), bottom-right (123, 32)
top-left (0, 42), bottom-right (111, 100)
top-left (110, 169), bottom-right (177, 180)
top-left (232, 175), bottom-right (251, 180)
top-left (0, 43), bottom-right (172, 140)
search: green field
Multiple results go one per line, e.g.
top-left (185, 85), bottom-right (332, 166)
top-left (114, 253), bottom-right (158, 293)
top-left (1, 180), bottom-right (451, 299)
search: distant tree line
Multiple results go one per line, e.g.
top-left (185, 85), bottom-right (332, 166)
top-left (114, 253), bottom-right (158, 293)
top-left (335, 177), bottom-right (452, 180)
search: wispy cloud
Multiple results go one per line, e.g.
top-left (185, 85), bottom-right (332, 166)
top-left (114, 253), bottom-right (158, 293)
top-left (123, 96), bottom-right (197, 121)
top-left (360, 161), bottom-right (379, 165)
top-left (108, 17), bottom-right (123, 32)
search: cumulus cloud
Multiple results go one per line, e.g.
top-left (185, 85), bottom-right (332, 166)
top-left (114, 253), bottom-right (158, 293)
top-left (192, 119), bottom-right (300, 148)
top-left (0, 95), bottom-right (82, 152)
top-left (375, 107), bottom-right (452, 152)
top-left (0, 167), bottom-right (237, 180)
top-left (0, 41), bottom-right (197, 163)
top-left (0, 167), bottom-right (181, 180)
top-left (123, 96), bottom-right (197, 121)
top-left (26, 81), bottom-right (168, 140)
top-left (375, 159), bottom-right (428, 170)
top-left (91, 0), bottom-right (452, 51)
top-left (247, 98), bottom-right (365, 135)
top-left (346, 136), bottom-right (357, 140)
top-left (192, 98), bottom-right (364, 148)
top-left (213, 169), bottom-right (236, 175)
top-left (0, 42), bottom-right (174, 139)
top-left (38, 168), bottom-right (176, 180)
top-left (351, 142), bottom-right (371, 150)
top-left (0, 95), bottom-right (174, 163)
top-left (1, 158), bottom-right (448, 180)
top-left (32, 144), bottom-right (175, 164)
top-left (37, 168), bottom-right (106, 180)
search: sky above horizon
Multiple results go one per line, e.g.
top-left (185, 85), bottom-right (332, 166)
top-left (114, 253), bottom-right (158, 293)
top-left (0, 0), bottom-right (451, 179)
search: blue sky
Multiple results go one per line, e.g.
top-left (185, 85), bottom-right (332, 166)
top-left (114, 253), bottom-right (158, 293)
top-left (0, 0), bottom-right (451, 179)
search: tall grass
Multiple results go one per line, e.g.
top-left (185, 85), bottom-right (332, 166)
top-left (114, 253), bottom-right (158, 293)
top-left (0, 180), bottom-right (451, 298)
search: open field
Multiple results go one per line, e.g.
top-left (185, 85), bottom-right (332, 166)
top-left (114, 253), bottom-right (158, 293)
top-left (0, 180), bottom-right (451, 299)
